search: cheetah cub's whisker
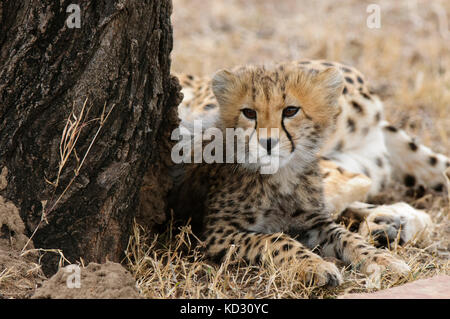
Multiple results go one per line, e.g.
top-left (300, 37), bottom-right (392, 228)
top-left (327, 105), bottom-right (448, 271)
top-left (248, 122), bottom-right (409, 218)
top-left (173, 62), bottom-right (410, 287)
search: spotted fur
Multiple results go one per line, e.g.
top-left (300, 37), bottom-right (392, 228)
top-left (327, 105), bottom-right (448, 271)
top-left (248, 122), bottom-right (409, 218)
top-left (175, 73), bottom-right (219, 132)
top-left (176, 60), bottom-right (449, 197)
top-left (172, 61), bottom-right (418, 286)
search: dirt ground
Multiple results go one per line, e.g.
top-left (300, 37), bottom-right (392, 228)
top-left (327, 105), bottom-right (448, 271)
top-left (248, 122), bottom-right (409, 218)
top-left (0, 203), bottom-right (44, 298)
top-left (0, 165), bottom-right (141, 299)
top-left (0, 194), bottom-right (140, 299)
top-left (31, 261), bottom-right (141, 299)
top-left (1, 0), bottom-right (449, 299)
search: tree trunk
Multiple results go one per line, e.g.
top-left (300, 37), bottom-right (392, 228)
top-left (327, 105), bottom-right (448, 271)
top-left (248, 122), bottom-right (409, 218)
top-left (0, 0), bottom-right (180, 274)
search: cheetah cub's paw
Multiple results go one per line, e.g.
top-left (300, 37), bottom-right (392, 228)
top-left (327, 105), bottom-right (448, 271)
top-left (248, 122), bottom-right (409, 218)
top-left (302, 258), bottom-right (343, 287)
top-left (360, 252), bottom-right (410, 277)
top-left (348, 202), bottom-right (433, 247)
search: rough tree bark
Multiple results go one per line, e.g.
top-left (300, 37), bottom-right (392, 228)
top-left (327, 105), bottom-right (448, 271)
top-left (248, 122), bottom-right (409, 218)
top-left (0, 0), bottom-right (180, 274)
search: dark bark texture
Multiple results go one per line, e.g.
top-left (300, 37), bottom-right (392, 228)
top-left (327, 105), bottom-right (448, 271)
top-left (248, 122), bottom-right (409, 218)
top-left (0, 0), bottom-right (180, 274)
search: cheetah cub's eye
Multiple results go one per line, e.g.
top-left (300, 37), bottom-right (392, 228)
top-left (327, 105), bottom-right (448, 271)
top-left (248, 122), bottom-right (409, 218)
top-left (241, 108), bottom-right (257, 120)
top-left (282, 106), bottom-right (300, 118)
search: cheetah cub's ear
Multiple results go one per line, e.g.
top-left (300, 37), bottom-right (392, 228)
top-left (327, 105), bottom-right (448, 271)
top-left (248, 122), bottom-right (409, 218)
top-left (212, 69), bottom-right (239, 106)
top-left (310, 67), bottom-right (344, 107)
top-left (289, 67), bottom-right (344, 128)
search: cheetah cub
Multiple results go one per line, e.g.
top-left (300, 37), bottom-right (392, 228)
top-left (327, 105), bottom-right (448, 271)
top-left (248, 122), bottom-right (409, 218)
top-left (174, 63), bottom-right (410, 287)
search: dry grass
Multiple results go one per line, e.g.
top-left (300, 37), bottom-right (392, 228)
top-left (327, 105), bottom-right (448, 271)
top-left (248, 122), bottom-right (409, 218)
top-left (0, 250), bottom-right (46, 299)
top-left (126, 203), bottom-right (448, 298)
top-left (127, 0), bottom-right (450, 299)
top-left (126, 193), bottom-right (449, 299)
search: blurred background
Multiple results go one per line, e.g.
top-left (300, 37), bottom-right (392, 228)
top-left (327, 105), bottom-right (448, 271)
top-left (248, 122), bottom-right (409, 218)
top-left (171, 0), bottom-right (450, 153)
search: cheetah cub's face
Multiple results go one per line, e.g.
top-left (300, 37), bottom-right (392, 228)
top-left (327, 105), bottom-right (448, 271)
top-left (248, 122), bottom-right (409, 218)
top-left (212, 64), bottom-right (344, 172)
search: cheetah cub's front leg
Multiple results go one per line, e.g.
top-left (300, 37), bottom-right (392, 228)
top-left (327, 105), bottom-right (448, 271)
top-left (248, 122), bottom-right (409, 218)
top-left (204, 224), bottom-right (343, 287)
top-left (302, 217), bottom-right (410, 276)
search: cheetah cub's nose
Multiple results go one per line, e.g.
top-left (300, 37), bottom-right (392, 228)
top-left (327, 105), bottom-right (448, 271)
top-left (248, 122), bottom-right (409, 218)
top-left (259, 138), bottom-right (279, 155)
